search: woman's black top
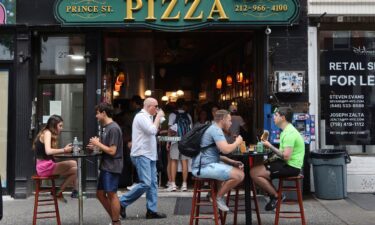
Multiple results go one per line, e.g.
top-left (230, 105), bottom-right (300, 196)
top-left (35, 139), bottom-right (54, 161)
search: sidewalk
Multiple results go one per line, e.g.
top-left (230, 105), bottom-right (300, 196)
top-left (1, 191), bottom-right (374, 225)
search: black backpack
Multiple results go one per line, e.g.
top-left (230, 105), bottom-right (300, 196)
top-left (178, 123), bottom-right (215, 158)
top-left (174, 111), bottom-right (191, 137)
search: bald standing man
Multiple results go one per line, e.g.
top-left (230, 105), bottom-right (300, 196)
top-left (119, 98), bottom-right (167, 219)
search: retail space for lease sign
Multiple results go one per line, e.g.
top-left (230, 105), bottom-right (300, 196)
top-left (54, 0), bottom-right (300, 31)
top-left (321, 46), bottom-right (375, 145)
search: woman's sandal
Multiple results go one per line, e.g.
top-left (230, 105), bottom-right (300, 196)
top-left (55, 189), bottom-right (68, 203)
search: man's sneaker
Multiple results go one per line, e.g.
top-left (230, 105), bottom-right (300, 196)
top-left (265, 193), bottom-right (286, 211)
top-left (71, 189), bottom-right (78, 198)
top-left (216, 197), bottom-right (229, 212)
top-left (181, 185), bottom-right (187, 192)
top-left (206, 192), bottom-right (213, 203)
top-left (146, 210), bottom-right (167, 219)
top-left (126, 183), bottom-right (138, 191)
top-left (120, 205), bottom-right (126, 219)
top-left (166, 185), bottom-right (177, 192)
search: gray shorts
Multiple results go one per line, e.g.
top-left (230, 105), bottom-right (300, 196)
top-left (170, 143), bottom-right (190, 160)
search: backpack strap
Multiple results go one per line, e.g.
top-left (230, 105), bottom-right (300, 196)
top-left (197, 143), bottom-right (216, 176)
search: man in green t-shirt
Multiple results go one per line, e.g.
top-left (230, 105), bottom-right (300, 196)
top-left (250, 107), bottom-right (305, 211)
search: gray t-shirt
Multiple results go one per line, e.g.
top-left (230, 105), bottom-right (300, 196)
top-left (100, 122), bottom-right (124, 174)
top-left (192, 124), bottom-right (226, 169)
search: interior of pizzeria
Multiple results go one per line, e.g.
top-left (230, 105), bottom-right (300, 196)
top-left (103, 30), bottom-right (264, 139)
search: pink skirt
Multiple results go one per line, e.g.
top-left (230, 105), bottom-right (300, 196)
top-left (36, 159), bottom-right (56, 177)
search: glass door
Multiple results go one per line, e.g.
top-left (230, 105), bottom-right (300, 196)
top-left (37, 83), bottom-right (84, 146)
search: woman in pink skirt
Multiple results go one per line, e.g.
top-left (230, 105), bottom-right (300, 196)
top-left (33, 115), bottom-right (77, 202)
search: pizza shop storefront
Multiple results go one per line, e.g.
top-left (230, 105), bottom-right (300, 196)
top-left (11, 0), bottom-right (307, 198)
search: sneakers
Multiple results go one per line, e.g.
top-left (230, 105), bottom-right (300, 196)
top-left (206, 192), bottom-right (213, 203)
top-left (71, 189), bottom-right (78, 198)
top-left (146, 210), bottom-right (167, 219)
top-left (216, 197), bottom-right (229, 212)
top-left (181, 183), bottom-right (187, 192)
top-left (265, 193), bottom-right (286, 211)
top-left (126, 183), bottom-right (138, 191)
top-left (120, 205), bottom-right (126, 219)
top-left (166, 184), bottom-right (177, 192)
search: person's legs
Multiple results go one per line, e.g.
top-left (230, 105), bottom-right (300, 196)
top-left (168, 159), bottom-right (178, 191)
top-left (120, 156), bottom-right (152, 207)
top-left (145, 160), bottom-right (158, 212)
top-left (180, 159), bottom-right (188, 191)
top-left (96, 190), bottom-right (111, 216)
top-left (52, 160), bottom-right (77, 192)
top-left (168, 144), bottom-right (179, 190)
top-left (107, 192), bottom-right (121, 222)
top-left (217, 167), bottom-right (244, 198)
top-left (166, 152), bottom-right (172, 187)
top-left (250, 164), bottom-right (277, 197)
top-left (96, 170), bottom-right (121, 220)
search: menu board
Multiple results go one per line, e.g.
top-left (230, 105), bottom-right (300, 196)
top-left (321, 48), bottom-right (375, 145)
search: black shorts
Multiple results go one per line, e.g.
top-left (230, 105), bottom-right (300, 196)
top-left (264, 159), bottom-right (300, 179)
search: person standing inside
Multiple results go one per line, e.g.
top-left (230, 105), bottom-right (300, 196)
top-left (33, 115), bottom-right (77, 202)
top-left (166, 98), bottom-right (192, 192)
top-left (88, 103), bottom-right (123, 225)
top-left (250, 107), bottom-right (305, 211)
top-left (119, 97), bottom-right (167, 219)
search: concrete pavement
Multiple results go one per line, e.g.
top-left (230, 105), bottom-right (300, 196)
top-left (1, 190), bottom-right (374, 225)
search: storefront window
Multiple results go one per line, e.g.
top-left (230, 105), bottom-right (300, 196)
top-left (0, 34), bottom-right (14, 60)
top-left (319, 31), bottom-right (375, 153)
top-left (40, 35), bottom-right (86, 76)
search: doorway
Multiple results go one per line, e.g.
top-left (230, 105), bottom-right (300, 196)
top-left (37, 82), bottom-right (84, 146)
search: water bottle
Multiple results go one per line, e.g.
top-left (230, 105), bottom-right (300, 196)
top-left (73, 137), bottom-right (79, 155)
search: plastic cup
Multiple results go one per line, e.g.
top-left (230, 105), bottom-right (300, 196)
top-left (240, 141), bottom-right (247, 153)
top-left (256, 142), bottom-right (264, 153)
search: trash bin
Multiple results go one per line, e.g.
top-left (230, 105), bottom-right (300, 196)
top-left (311, 149), bottom-right (351, 200)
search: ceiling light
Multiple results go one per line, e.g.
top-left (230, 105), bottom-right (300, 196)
top-left (145, 90), bottom-right (152, 96)
top-left (69, 55), bottom-right (84, 60)
top-left (176, 90), bottom-right (184, 96)
top-left (74, 67), bottom-right (85, 72)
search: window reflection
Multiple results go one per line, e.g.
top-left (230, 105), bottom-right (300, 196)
top-left (40, 35), bottom-right (85, 76)
top-left (0, 34), bottom-right (14, 60)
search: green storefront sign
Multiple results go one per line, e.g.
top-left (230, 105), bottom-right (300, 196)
top-left (54, 0), bottom-right (299, 31)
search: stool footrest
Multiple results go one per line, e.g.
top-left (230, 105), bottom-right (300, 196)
top-left (37, 215), bottom-right (58, 219)
top-left (38, 203), bottom-right (56, 206)
top-left (280, 215), bottom-right (303, 219)
top-left (281, 187), bottom-right (297, 191)
top-left (280, 211), bottom-right (302, 214)
top-left (193, 216), bottom-right (216, 219)
top-left (38, 198), bottom-right (54, 202)
top-left (283, 200), bottom-right (299, 204)
top-left (37, 210), bottom-right (58, 214)
top-left (196, 202), bottom-right (213, 206)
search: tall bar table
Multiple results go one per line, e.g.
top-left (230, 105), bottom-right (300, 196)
top-left (55, 151), bottom-right (101, 225)
top-left (229, 150), bottom-right (269, 225)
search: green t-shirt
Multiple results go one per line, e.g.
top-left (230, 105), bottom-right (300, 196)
top-left (280, 123), bottom-right (305, 169)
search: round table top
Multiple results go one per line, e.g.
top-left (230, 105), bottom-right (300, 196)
top-left (55, 151), bottom-right (102, 158)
